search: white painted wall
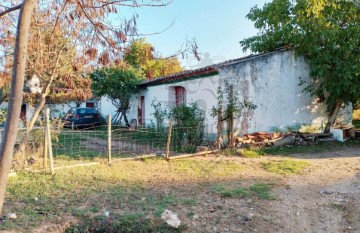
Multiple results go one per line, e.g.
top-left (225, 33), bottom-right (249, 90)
top-left (219, 50), bottom-right (327, 135)
top-left (128, 74), bottom-right (221, 134)
top-left (98, 96), bottom-right (118, 119)
top-left (127, 49), bottom-right (328, 138)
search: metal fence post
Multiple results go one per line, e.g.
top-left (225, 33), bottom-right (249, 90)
top-left (107, 115), bottom-right (112, 163)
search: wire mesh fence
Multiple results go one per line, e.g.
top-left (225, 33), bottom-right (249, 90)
top-left (3, 118), bottom-right (218, 172)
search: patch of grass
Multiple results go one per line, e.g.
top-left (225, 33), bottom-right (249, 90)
top-left (179, 198), bottom-right (197, 206)
top-left (262, 160), bottom-right (309, 175)
top-left (330, 203), bottom-right (344, 211)
top-left (211, 184), bottom-right (270, 199)
top-left (173, 159), bottom-right (243, 178)
top-left (249, 183), bottom-right (273, 200)
top-left (66, 213), bottom-right (187, 233)
top-left (240, 149), bottom-right (264, 158)
top-left (260, 139), bottom-right (360, 155)
top-left (219, 149), bottom-right (238, 156)
top-left (3, 156), bottom-right (272, 231)
top-left (218, 148), bottom-right (264, 158)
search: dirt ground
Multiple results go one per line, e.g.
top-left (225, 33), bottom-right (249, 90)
top-left (250, 148), bottom-right (360, 233)
top-left (165, 148), bottom-right (360, 233)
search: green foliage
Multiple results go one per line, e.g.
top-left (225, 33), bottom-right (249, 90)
top-left (211, 81), bottom-right (257, 121)
top-left (90, 67), bottom-right (144, 125)
top-left (240, 0), bottom-right (360, 115)
top-left (91, 67), bottom-right (143, 103)
top-left (171, 103), bottom-right (205, 153)
top-left (262, 160), bottom-right (309, 175)
top-left (124, 38), bottom-right (183, 79)
top-left (151, 100), bottom-right (168, 131)
top-left (0, 108), bottom-right (7, 124)
top-left (211, 81), bottom-right (257, 147)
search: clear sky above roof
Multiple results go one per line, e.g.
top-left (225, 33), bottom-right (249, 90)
top-left (120, 0), bottom-right (268, 69)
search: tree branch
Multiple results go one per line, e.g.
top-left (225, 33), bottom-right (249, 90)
top-left (84, 0), bottom-right (173, 9)
top-left (0, 4), bottom-right (22, 18)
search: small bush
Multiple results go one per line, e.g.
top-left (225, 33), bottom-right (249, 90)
top-left (171, 103), bottom-right (205, 153)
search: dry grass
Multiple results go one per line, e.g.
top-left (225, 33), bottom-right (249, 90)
top-left (2, 156), bottom-right (279, 232)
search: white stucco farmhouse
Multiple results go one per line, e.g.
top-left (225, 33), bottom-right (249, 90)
top-left (118, 48), bottom-right (329, 138)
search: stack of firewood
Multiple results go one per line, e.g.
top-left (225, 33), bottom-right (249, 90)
top-left (236, 132), bottom-right (332, 147)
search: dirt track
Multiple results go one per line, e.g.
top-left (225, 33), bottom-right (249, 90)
top-left (261, 148), bottom-right (360, 233)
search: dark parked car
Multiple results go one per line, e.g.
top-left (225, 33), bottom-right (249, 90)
top-left (64, 108), bottom-right (101, 129)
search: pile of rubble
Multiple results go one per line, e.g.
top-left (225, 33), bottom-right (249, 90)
top-left (236, 131), bottom-right (333, 147)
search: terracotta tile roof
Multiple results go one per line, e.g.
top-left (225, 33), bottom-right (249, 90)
top-left (139, 47), bottom-right (290, 87)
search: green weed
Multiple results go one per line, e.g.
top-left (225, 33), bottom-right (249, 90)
top-left (211, 184), bottom-right (269, 199)
top-left (249, 183), bottom-right (273, 200)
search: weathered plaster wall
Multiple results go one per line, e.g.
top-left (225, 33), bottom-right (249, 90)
top-left (127, 49), bottom-right (328, 137)
top-left (128, 74), bottom-right (221, 135)
top-left (219, 50), bottom-right (327, 135)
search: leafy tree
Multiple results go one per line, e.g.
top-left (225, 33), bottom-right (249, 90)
top-left (240, 0), bottom-right (360, 133)
top-left (124, 38), bottom-right (183, 79)
top-left (91, 67), bottom-right (144, 126)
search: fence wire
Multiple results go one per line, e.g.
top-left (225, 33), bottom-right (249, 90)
top-left (4, 120), bottom-right (217, 171)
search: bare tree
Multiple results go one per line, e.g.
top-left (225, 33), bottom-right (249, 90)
top-left (0, 0), bottom-right (175, 214)
top-left (0, 0), bottom-right (36, 213)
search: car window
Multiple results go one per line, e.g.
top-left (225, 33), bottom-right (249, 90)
top-left (76, 109), bottom-right (87, 114)
top-left (85, 109), bottom-right (97, 114)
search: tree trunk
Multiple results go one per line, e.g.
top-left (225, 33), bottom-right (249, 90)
top-left (122, 109), bottom-right (130, 127)
top-left (27, 93), bottom-right (47, 131)
top-left (0, 0), bottom-right (36, 214)
top-left (217, 107), bottom-right (223, 150)
top-left (324, 101), bottom-right (343, 133)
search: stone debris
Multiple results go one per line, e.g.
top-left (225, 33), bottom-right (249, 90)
top-left (161, 209), bottom-right (181, 228)
top-left (6, 213), bottom-right (17, 220)
top-left (243, 213), bottom-right (254, 221)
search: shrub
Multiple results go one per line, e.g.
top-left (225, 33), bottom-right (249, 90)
top-left (171, 103), bottom-right (205, 153)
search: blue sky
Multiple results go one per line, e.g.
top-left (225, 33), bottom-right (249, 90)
top-left (119, 0), bottom-right (268, 68)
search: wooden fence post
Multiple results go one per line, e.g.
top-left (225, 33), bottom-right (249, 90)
top-left (228, 85), bottom-right (234, 148)
top-left (217, 107), bottom-right (223, 150)
top-left (166, 116), bottom-right (173, 160)
top-left (45, 108), bottom-right (54, 175)
top-left (107, 115), bottom-right (112, 163)
top-left (43, 121), bottom-right (48, 169)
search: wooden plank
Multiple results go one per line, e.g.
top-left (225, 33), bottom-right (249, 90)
top-left (110, 154), bottom-right (157, 163)
top-left (169, 150), bottom-right (219, 160)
